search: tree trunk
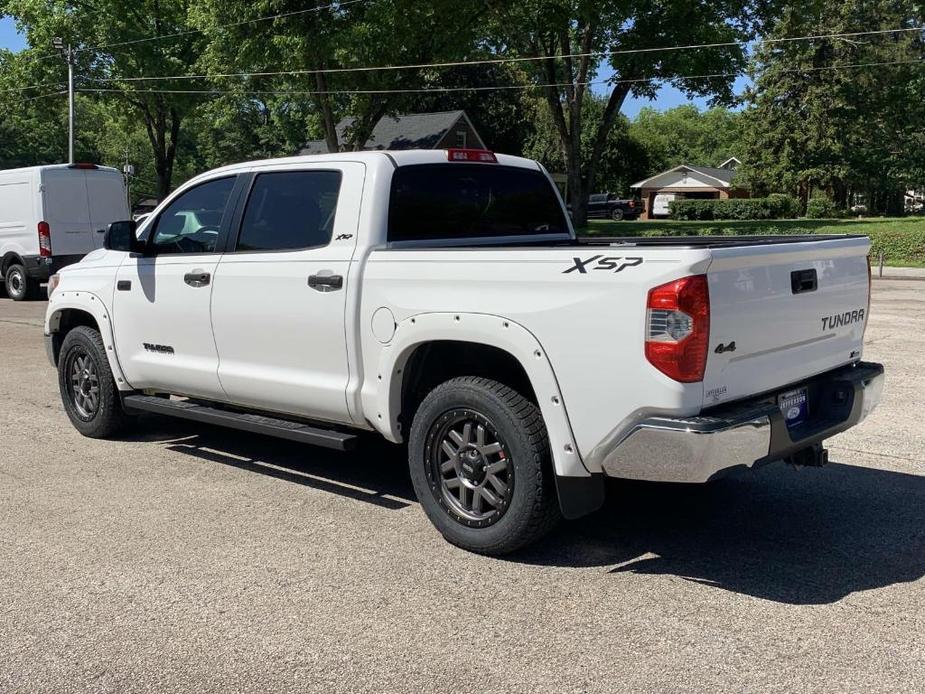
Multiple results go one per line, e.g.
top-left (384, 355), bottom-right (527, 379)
top-left (137, 98), bottom-right (181, 200)
top-left (314, 71), bottom-right (339, 153)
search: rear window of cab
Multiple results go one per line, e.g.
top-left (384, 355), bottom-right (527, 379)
top-left (387, 164), bottom-right (569, 243)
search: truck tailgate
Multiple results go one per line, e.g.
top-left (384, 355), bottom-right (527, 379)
top-left (703, 236), bottom-right (870, 406)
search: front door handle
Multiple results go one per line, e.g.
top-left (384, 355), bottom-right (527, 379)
top-left (308, 273), bottom-right (344, 292)
top-left (184, 271), bottom-right (211, 288)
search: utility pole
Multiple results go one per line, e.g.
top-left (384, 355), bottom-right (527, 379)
top-left (52, 38), bottom-right (76, 164)
top-left (122, 150), bottom-right (135, 211)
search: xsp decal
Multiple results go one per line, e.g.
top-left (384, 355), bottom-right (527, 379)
top-left (821, 308), bottom-right (865, 331)
top-left (335, 234), bottom-right (353, 241)
top-left (143, 343), bottom-right (175, 355)
top-left (562, 256), bottom-right (643, 274)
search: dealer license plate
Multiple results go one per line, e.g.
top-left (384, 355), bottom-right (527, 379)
top-left (778, 387), bottom-right (809, 428)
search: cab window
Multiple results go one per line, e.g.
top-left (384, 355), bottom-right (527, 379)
top-left (235, 171), bottom-right (342, 252)
top-left (149, 177), bottom-right (236, 254)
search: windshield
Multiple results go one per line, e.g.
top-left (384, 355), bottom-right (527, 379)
top-left (388, 164), bottom-right (570, 244)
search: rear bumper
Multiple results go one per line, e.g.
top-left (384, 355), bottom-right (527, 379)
top-left (600, 361), bottom-right (885, 483)
top-left (22, 255), bottom-right (52, 282)
top-left (22, 254), bottom-right (84, 282)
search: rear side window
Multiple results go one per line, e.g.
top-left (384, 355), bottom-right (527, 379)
top-left (388, 164), bottom-right (569, 243)
top-left (236, 171), bottom-right (342, 252)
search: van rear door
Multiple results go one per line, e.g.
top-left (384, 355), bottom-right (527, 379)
top-left (41, 169), bottom-right (92, 257)
top-left (86, 169), bottom-right (130, 250)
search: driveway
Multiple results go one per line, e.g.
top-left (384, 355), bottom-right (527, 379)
top-left (1, 282), bottom-right (923, 693)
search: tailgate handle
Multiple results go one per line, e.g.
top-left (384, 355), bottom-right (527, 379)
top-left (791, 268), bottom-right (817, 294)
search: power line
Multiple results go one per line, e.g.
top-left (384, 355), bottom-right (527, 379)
top-left (74, 57), bottom-right (925, 98)
top-left (0, 81), bottom-right (64, 94)
top-left (21, 89), bottom-right (68, 102)
top-left (81, 25), bottom-right (924, 85)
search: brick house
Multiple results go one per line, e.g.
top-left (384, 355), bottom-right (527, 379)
top-left (631, 158), bottom-right (748, 220)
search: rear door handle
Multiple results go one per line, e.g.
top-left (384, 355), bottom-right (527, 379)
top-left (184, 271), bottom-right (211, 287)
top-left (308, 274), bottom-right (343, 292)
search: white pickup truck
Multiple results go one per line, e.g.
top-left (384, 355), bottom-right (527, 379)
top-left (44, 149), bottom-right (884, 555)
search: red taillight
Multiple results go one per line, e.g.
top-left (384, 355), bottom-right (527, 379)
top-left (628, 200), bottom-right (635, 208)
top-left (645, 274), bottom-right (710, 383)
top-left (68, 163), bottom-right (99, 170)
top-left (38, 221), bottom-right (52, 257)
top-left (447, 148), bottom-right (497, 163)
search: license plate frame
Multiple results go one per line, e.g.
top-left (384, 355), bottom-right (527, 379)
top-left (778, 387), bottom-right (809, 428)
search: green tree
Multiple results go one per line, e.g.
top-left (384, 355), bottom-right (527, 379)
top-left (739, 0), bottom-right (925, 212)
top-left (3, 0), bottom-right (204, 197)
top-left (491, 0), bottom-right (762, 225)
top-left (192, 0), bottom-right (496, 153)
top-left (523, 93), bottom-right (650, 196)
top-left (627, 105), bottom-right (745, 174)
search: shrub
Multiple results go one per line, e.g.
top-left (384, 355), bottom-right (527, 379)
top-left (866, 228), bottom-right (925, 265)
top-left (669, 195), bottom-right (801, 221)
top-left (806, 196), bottom-right (838, 219)
top-left (767, 193), bottom-right (801, 218)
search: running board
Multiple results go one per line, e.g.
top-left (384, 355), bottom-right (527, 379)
top-left (122, 395), bottom-right (358, 451)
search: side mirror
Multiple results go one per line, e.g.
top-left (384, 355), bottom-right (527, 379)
top-left (104, 220), bottom-right (143, 253)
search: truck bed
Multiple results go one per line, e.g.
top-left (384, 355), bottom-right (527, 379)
top-left (573, 234), bottom-right (867, 248)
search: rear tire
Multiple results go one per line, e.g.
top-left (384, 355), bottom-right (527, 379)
top-left (58, 326), bottom-right (132, 438)
top-left (5, 264), bottom-right (40, 301)
top-left (610, 208), bottom-right (625, 221)
top-left (408, 376), bottom-right (560, 555)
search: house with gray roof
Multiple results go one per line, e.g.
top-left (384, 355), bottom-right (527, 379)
top-left (630, 158), bottom-right (747, 219)
top-left (299, 110), bottom-right (487, 155)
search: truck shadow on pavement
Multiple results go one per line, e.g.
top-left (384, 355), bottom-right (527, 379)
top-left (523, 460), bottom-right (925, 605)
top-left (124, 416), bottom-right (924, 605)
top-left (122, 414), bottom-right (415, 511)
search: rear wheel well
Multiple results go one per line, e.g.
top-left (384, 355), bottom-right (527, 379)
top-left (400, 341), bottom-right (538, 431)
top-left (2, 252), bottom-right (24, 275)
top-left (49, 309), bottom-right (101, 366)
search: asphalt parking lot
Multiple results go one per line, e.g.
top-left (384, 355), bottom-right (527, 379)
top-left (1, 281), bottom-right (923, 693)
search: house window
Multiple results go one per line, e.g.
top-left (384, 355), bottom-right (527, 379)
top-left (455, 130), bottom-right (467, 148)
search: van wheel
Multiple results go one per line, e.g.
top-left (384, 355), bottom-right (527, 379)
top-left (408, 376), bottom-right (560, 555)
top-left (610, 208), bottom-right (625, 221)
top-left (58, 326), bottom-right (132, 438)
top-left (5, 264), bottom-right (40, 301)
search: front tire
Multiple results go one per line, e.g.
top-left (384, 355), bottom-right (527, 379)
top-left (408, 376), bottom-right (560, 555)
top-left (58, 326), bottom-right (132, 438)
top-left (5, 264), bottom-right (40, 301)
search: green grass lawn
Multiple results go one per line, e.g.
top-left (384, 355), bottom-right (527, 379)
top-left (583, 216), bottom-right (925, 236)
top-left (579, 216), bottom-right (925, 267)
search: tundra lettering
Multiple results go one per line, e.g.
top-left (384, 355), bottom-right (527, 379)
top-left (821, 308), bottom-right (865, 331)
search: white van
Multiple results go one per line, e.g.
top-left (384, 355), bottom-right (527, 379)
top-left (651, 193), bottom-right (677, 218)
top-left (0, 164), bottom-right (129, 300)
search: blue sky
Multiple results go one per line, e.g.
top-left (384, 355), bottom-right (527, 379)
top-left (0, 17), bottom-right (27, 52)
top-left (1, 16), bottom-right (745, 117)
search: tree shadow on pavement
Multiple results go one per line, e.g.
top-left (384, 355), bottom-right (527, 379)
top-left (518, 460), bottom-right (925, 605)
